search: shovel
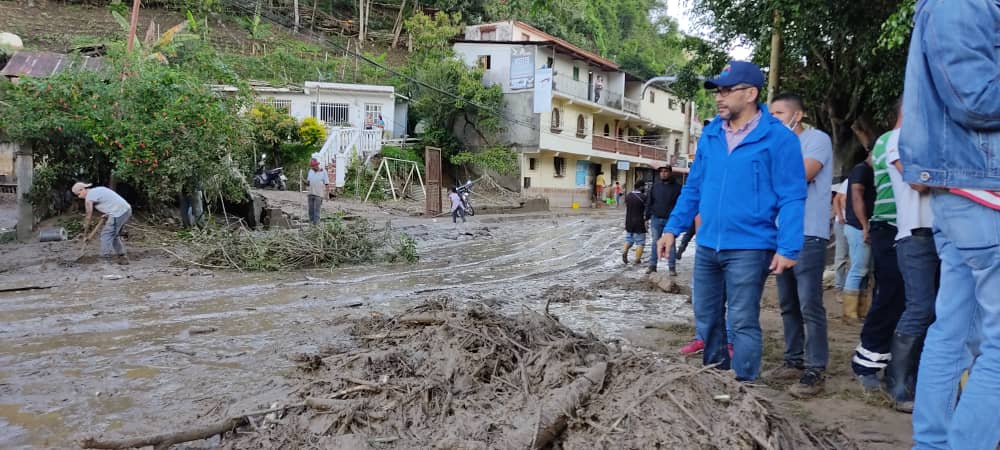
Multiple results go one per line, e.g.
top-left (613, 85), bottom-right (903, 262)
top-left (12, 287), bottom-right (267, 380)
top-left (74, 216), bottom-right (105, 261)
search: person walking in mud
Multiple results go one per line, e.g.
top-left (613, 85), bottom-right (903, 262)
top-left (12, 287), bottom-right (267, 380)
top-left (622, 181), bottom-right (647, 265)
top-left (645, 166), bottom-right (682, 275)
top-left (657, 61), bottom-right (806, 382)
top-left (73, 182), bottom-right (132, 265)
top-left (449, 187), bottom-right (466, 224)
top-left (305, 158), bottom-right (329, 226)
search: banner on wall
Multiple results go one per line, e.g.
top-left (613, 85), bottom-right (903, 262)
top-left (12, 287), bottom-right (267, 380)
top-left (510, 46), bottom-right (535, 90)
top-left (575, 160), bottom-right (590, 187)
top-left (533, 68), bottom-right (553, 113)
top-left (617, 160), bottom-right (630, 170)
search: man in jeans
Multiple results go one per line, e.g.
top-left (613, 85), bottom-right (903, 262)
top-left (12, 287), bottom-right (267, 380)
top-left (766, 93), bottom-right (832, 398)
top-left (658, 61), bottom-right (806, 381)
top-left (902, 1), bottom-right (1000, 447)
top-left (304, 158), bottom-right (329, 225)
top-left (850, 110), bottom-right (908, 392)
top-left (645, 166), bottom-right (681, 275)
top-left (72, 182), bottom-right (132, 265)
top-left (843, 155), bottom-right (874, 322)
top-left (880, 101), bottom-right (939, 413)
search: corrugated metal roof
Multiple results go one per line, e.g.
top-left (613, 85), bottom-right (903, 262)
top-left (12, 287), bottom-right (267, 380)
top-left (0, 51), bottom-right (103, 79)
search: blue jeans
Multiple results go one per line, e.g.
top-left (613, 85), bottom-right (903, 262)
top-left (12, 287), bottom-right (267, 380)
top-left (833, 221), bottom-right (849, 289)
top-left (913, 193), bottom-right (997, 450)
top-left (307, 194), bottom-right (323, 225)
top-left (844, 225), bottom-right (871, 292)
top-left (693, 246), bottom-right (773, 381)
top-left (649, 216), bottom-right (676, 270)
top-left (776, 237), bottom-right (829, 370)
top-left (895, 231), bottom-right (939, 336)
top-left (100, 211), bottom-right (130, 257)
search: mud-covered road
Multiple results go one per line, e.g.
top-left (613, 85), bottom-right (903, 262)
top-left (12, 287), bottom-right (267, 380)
top-left (0, 212), bottom-right (693, 449)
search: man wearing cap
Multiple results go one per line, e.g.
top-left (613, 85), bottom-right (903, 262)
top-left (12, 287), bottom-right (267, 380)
top-left (644, 165), bottom-right (682, 275)
top-left (305, 158), bottom-right (330, 225)
top-left (72, 182), bottom-right (132, 264)
top-left (657, 61), bottom-right (807, 381)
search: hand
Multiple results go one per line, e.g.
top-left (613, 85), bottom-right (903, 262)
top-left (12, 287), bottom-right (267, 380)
top-left (863, 228), bottom-right (871, 244)
top-left (657, 233), bottom-right (676, 260)
top-left (770, 254), bottom-right (797, 275)
top-left (837, 216), bottom-right (845, 225)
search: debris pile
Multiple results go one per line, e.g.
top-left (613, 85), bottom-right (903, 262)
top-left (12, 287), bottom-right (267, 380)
top-left (81, 299), bottom-right (856, 449)
top-left (186, 219), bottom-right (417, 271)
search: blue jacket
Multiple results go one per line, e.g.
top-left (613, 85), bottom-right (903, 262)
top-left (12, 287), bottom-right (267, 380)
top-left (664, 104), bottom-right (807, 259)
top-left (899, 0), bottom-right (1000, 189)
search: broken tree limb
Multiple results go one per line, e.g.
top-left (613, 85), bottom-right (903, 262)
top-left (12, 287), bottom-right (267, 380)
top-left (502, 361), bottom-right (608, 449)
top-left (80, 403), bottom-right (304, 449)
top-left (608, 362), bottom-right (719, 431)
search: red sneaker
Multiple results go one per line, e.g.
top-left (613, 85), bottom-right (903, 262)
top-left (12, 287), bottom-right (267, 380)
top-left (680, 339), bottom-right (705, 354)
top-left (728, 343), bottom-right (734, 358)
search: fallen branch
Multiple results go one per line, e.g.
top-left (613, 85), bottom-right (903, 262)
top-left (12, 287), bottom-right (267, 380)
top-left (80, 403), bottom-right (304, 449)
top-left (608, 362), bottom-right (720, 430)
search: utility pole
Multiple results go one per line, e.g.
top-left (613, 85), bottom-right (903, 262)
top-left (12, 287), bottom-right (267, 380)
top-left (766, 11), bottom-right (782, 104)
top-left (126, 0), bottom-right (141, 53)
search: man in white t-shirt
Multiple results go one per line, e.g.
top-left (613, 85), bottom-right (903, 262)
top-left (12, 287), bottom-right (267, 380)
top-left (72, 182), bottom-right (132, 264)
top-left (305, 158), bottom-right (330, 225)
top-left (882, 104), bottom-right (939, 413)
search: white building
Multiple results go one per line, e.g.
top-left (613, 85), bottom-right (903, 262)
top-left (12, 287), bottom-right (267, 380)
top-left (452, 21), bottom-right (701, 207)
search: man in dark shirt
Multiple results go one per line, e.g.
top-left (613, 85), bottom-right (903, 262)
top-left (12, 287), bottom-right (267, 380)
top-left (622, 181), bottom-right (648, 265)
top-left (645, 166), bottom-right (682, 275)
top-left (843, 154), bottom-right (875, 323)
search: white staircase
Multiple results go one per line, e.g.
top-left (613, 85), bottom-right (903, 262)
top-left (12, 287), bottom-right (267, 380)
top-left (315, 127), bottom-right (384, 187)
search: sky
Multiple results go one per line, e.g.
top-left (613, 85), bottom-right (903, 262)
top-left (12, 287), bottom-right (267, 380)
top-left (665, 0), bottom-right (753, 60)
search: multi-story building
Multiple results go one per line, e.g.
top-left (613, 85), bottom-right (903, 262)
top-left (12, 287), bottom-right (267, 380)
top-left (452, 20), bottom-right (700, 207)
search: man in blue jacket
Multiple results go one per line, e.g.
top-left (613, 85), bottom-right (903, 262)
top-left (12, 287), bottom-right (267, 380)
top-left (902, 1), bottom-right (1000, 448)
top-left (657, 61), bottom-right (806, 381)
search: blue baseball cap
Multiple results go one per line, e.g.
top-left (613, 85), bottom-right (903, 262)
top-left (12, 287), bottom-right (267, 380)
top-left (704, 61), bottom-right (765, 89)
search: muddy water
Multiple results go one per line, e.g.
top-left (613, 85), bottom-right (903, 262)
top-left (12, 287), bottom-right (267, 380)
top-left (0, 215), bottom-right (694, 449)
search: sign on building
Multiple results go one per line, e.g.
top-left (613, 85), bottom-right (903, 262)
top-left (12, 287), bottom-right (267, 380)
top-left (533, 68), bottom-right (552, 113)
top-left (510, 46), bottom-right (535, 90)
top-left (616, 160), bottom-right (630, 170)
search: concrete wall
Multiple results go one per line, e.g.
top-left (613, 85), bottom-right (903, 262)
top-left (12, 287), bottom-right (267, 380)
top-left (256, 90), bottom-right (397, 136)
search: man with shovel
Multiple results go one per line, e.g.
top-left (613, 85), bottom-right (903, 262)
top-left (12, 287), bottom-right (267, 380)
top-left (73, 182), bottom-right (132, 265)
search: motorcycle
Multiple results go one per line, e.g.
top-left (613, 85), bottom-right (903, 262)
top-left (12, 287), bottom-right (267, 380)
top-left (253, 154), bottom-right (287, 190)
top-left (456, 180), bottom-right (475, 216)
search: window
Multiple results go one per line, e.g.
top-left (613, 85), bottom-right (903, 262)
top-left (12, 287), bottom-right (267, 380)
top-left (551, 108), bottom-right (562, 130)
top-left (363, 103), bottom-right (383, 129)
top-left (478, 55), bottom-right (491, 70)
top-left (554, 157), bottom-right (566, 177)
top-left (649, 91), bottom-right (655, 104)
top-left (528, 158), bottom-right (537, 170)
top-left (258, 98), bottom-right (292, 113)
top-left (668, 98), bottom-right (678, 110)
top-left (572, 66), bottom-right (580, 81)
top-left (680, 102), bottom-right (686, 114)
top-left (523, 177), bottom-right (531, 188)
top-left (546, 57), bottom-right (554, 68)
top-left (674, 139), bottom-right (681, 154)
top-left (603, 124), bottom-right (610, 136)
top-left (312, 102), bottom-right (350, 126)
top-left (576, 114), bottom-right (586, 137)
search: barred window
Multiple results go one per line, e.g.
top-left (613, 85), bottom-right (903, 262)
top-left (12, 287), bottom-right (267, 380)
top-left (258, 98), bottom-right (291, 113)
top-left (311, 102), bottom-right (350, 126)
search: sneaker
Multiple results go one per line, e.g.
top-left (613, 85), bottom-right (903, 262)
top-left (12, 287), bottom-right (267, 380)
top-left (855, 373), bottom-right (881, 392)
top-left (764, 362), bottom-right (805, 381)
top-left (679, 339), bottom-right (704, 354)
top-left (789, 369), bottom-right (825, 398)
top-left (669, 268), bottom-right (678, 277)
top-left (727, 343), bottom-right (734, 358)
top-left (645, 266), bottom-right (657, 275)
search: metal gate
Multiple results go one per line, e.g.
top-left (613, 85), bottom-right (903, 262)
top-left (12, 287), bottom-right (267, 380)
top-left (424, 146), bottom-right (442, 215)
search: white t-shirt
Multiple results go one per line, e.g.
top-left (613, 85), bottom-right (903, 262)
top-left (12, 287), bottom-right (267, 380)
top-left (834, 179), bottom-right (848, 219)
top-left (885, 132), bottom-right (933, 240)
top-left (306, 168), bottom-right (330, 197)
top-left (85, 186), bottom-right (131, 217)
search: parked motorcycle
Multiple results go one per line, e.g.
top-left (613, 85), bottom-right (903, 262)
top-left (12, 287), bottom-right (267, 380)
top-left (456, 180), bottom-right (475, 216)
top-left (253, 154), bottom-right (287, 190)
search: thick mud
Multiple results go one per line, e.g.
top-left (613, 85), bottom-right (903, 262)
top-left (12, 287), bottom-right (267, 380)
top-left (0, 212), bottom-right (695, 449)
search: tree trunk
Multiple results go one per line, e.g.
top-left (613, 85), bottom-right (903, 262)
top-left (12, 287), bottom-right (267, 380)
top-left (293, 0), bottom-right (300, 32)
top-left (392, 0), bottom-right (407, 49)
top-left (766, 12), bottom-right (782, 104)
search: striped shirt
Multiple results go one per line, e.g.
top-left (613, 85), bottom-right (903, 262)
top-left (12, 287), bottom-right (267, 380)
top-left (951, 189), bottom-right (1000, 211)
top-left (870, 131), bottom-right (897, 224)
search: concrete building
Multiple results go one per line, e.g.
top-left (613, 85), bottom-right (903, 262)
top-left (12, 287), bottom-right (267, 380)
top-left (452, 20), bottom-right (700, 207)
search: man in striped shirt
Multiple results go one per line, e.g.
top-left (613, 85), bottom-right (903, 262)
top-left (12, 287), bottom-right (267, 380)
top-left (901, 1), bottom-right (1000, 447)
top-left (850, 124), bottom-right (907, 392)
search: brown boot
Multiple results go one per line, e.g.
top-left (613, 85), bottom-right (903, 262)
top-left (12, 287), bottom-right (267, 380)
top-left (841, 290), bottom-right (861, 323)
top-left (115, 254), bottom-right (130, 265)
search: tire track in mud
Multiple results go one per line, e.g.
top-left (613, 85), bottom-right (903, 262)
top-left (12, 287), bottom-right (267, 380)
top-left (0, 215), bottom-right (692, 449)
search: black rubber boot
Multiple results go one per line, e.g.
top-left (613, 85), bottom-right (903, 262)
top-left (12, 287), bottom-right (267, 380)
top-left (883, 332), bottom-right (924, 413)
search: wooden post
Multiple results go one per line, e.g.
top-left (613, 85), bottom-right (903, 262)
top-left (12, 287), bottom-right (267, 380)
top-left (14, 143), bottom-right (33, 242)
top-left (126, 0), bottom-right (142, 53)
top-left (680, 101), bottom-right (692, 164)
top-left (766, 12), bottom-right (782, 104)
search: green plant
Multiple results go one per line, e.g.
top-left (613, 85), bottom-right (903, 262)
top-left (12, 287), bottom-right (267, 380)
top-left (450, 146), bottom-right (518, 175)
top-left (379, 145), bottom-right (424, 166)
top-left (298, 117), bottom-right (327, 150)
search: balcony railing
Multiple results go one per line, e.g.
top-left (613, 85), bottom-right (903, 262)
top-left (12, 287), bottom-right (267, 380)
top-left (592, 135), bottom-right (669, 162)
top-left (623, 98), bottom-right (640, 115)
top-left (552, 73), bottom-right (624, 110)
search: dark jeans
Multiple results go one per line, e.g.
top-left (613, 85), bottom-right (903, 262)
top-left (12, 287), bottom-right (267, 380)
top-left (649, 216), bottom-right (676, 270)
top-left (693, 246), bottom-right (773, 381)
top-left (776, 236), bottom-right (829, 370)
top-left (452, 207), bottom-right (466, 223)
top-left (895, 230), bottom-right (940, 337)
top-left (307, 194), bottom-right (323, 225)
top-left (852, 221), bottom-right (906, 376)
